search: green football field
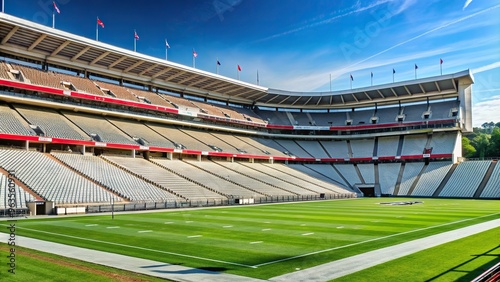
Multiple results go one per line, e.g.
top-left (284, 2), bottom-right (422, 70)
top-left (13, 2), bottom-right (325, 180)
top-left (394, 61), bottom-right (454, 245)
top-left (3, 198), bottom-right (500, 280)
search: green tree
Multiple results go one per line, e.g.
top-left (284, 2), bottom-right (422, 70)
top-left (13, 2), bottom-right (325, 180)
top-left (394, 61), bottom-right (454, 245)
top-left (462, 137), bottom-right (476, 158)
top-left (488, 127), bottom-right (500, 157)
top-left (472, 133), bottom-right (490, 159)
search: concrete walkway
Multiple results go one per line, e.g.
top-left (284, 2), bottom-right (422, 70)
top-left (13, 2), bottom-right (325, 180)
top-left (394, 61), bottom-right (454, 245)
top-left (1, 219), bottom-right (498, 281)
top-left (269, 218), bottom-right (500, 282)
top-left (0, 233), bottom-right (263, 282)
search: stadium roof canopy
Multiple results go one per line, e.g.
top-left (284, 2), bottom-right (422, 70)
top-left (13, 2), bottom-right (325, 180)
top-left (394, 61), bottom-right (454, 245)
top-left (0, 13), bottom-right (473, 109)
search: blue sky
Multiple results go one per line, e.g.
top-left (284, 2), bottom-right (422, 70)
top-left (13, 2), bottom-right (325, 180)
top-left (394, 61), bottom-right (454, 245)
top-left (4, 0), bottom-right (500, 126)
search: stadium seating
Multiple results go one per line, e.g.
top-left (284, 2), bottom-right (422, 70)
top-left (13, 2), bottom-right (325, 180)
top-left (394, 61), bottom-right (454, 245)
top-left (334, 164), bottom-right (361, 186)
top-left (357, 164), bottom-right (375, 183)
top-left (106, 156), bottom-right (221, 200)
top-left (295, 140), bottom-right (330, 158)
top-left (438, 160), bottom-right (490, 197)
top-left (0, 149), bottom-right (118, 204)
top-left (0, 103), bottom-right (36, 136)
top-left (480, 162), bottom-right (500, 198)
top-left (53, 153), bottom-right (177, 202)
top-left (106, 118), bottom-right (174, 147)
top-left (275, 139), bottom-right (313, 158)
top-left (0, 173), bottom-right (35, 209)
top-left (411, 162), bottom-right (452, 196)
top-left (377, 163), bottom-right (401, 194)
top-left (62, 111), bottom-right (136, 144)
top-left (15, 104), bottom-right (89, 140)
top-left (397, 162), bottom-right (425, 195)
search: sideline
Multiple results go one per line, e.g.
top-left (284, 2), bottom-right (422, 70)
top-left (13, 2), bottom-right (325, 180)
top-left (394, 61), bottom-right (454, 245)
top-left (269, 218), bottom-right (500, 282)
top-left (0, 233), bottom-right (263, 282)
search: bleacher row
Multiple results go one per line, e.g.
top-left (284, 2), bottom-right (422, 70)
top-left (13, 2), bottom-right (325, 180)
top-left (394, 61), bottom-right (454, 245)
top-left (0, 149), bottom-right (497, 208)
top-left (0, 149), bottom-right (354, 206)
top-left (0, 103), bottom-right (458, 158)
top-left (0, 61), bottom-right (459, 126)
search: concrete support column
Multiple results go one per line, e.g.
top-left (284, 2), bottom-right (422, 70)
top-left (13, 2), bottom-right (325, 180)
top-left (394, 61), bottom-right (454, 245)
top-left (166, 152), bottom-right (173, 160)
top-left (25, 141), bottom-right (29, 150)
top-left (197, 154), bottom-right (202, 161)
top-left (131, 150), bottom-right (136, 158)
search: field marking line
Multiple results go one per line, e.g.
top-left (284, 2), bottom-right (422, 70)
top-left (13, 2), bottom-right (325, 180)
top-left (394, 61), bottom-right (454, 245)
top-left (164, 222), bottom-right (173, 224)
top-left (187, 235), bottom-right (202, 238)
top-left (250, 241), bottom-right (263, 244)
top-left (253, 212), bottom-right (500, 268)
top-left (185, 221), bottom-right (193, 223)
top-left (85, 224), bottom-right (98, 227)
top-left (262, 228), bottom-right (271, 231)
top-left (106, 226), bottom-right (120, 229)
top-left (302, 233), bottom-right (314, 236)
top-left (222, 225), bottom-right (233, 228)
top-left (138, 230), bottom-right (153, 233)
top-left (12, 226), bottom-right (255, 268)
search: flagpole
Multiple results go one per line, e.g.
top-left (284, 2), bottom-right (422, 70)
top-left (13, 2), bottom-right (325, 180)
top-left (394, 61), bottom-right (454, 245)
top-left (329, 74), bottom-right (332, 92)
top-left (392, 70), bottom-right (395, 83)
top-left (371, 72), bottom-right (373, 86)
top-left (134, 30), bottom-right (136, 52)
top-left (52, 10), bottom-right (55, 28)
top-left (440, 59), bottom-right (443, 75)
top-left (96, 17), bottom-right (99, 41)
top-left (193, 55), bottom-right (195, 68)
top-left (257, 69), bottom-right (259, 85)
top-left (216, 57), bottom-right (219, 74)
top-left (166, 47), bottom-right (168, 60)
top-left (350, 74), bottom-right (352, 90)
top-left (237, 68), bottom-right (240, 80)
top-left (415, 67), bottom-right (417, 79)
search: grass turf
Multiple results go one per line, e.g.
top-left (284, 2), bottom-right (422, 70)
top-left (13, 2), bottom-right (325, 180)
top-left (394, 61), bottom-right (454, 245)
top-left (0, 243), bottom-right (171, 282)
top-left (2, 198), bottom-right (499, 279)
top-left (333, 227), bottom-right (500, 282)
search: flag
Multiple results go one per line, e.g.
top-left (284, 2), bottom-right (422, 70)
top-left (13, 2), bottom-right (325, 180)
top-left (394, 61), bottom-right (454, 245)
top-left (165, 39), bottom-right (170, 48)
top-left (415, 64), bottom-right (418, 69)
top-left (134, 31), bottom-right (139, 40)
top-left (97, 18), bottom-right (104, 28)
top-left (193, 49), bottom-right (198, 58)
top-left (53, 1), bottom-right (60, 14)
top-left (371, 72), bottom-right (373, 78)
top-left (393, 68), bottom-right (396, 74)
top-left (440, 58), bottom-right (443, 64)
top-left (217, 60), bottom-right (221, 65)
top-left (238, 65), bottom-right (241, 71)
top-left (350, 74), bottom-right (353, 81)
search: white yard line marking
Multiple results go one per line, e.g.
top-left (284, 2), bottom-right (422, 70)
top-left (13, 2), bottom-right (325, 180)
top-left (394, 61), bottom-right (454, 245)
top-left (262, 228), bottom-right (271, 231)
top-left (16, 227), bottom-right (254, 268)
top-left (250, 241), bottom-right (263, 244)
top-left (222, 225), bottom-right (233, 228)
top-left (85, 224), bottom-right (98, 227)
top-left (185, 221), bottom-right (193, 223)
top-left (252, 213), bottom-right (500, 268)
top-left (336, 226), bottom-right (344, 229)
top-left (138, 230), bottom-right (153, 233)
top-left (106, 226), bottom-right (119, 229)
top-left (188, 235), bottom-right (202, 238)
top-left (302, 232), bottom-right (314, 236)
top-left (300, 224), bottom-right (306, 226)
top-left (264, 221), bottom-right (271, 223)
top-left (164, 222), bottom-right (173, 224)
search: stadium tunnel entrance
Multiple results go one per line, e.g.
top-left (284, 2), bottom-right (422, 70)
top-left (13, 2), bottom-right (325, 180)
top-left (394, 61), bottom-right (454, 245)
top-left (355, 184), bottom-right (377, 197)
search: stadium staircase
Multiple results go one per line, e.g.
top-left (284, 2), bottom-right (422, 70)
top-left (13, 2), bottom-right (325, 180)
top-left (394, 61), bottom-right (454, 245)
top-left (50, 153), bottom-right (127, 202)
top-left (407, 163), bottom-right (428, 196)
top-left (353, 164), bottom-right (365, 184)
top-left (393, 163), bottom-right (406, 195)
top-left (261, 164), bottom-right (343, 193)
top-left (214, 161), bottom-right (300, 195)
top-left (147, 159), bottom-right (226, 199)
top-left (180, 160), bottom-right (270, 197)
top-left (242, 163), bottom-right (323, 194)
top-left (0, 167), bottom-right (43, 202)
top-left (373, 164), bottom-right (381, 196)
top-left (100, 156), bottom-right (187, 200)
top-left (432, 163), bottom-right (459, 197)
top-left (473, 160), bottom-right (497, 198)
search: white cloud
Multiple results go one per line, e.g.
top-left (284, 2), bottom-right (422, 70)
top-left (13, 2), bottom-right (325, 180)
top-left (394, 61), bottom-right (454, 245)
top-left (253, 0), bottom-right (393, 43)
top-left (472, 95), bottom-right (500, 126)
top-left (473, 61), bottom-right (500, 74)
top-left (463, 0), bottom-right (473, 10)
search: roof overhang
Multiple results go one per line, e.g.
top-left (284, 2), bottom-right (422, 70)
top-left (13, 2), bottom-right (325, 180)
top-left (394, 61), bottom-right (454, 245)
top-left (0, 13), bottom-right (473, 110)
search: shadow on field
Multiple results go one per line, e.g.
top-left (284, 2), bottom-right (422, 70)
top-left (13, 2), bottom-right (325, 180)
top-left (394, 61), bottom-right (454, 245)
top-left (424, 245), bottom-right (500, 281)
top-left (140, 264), bottom-right (229, 274)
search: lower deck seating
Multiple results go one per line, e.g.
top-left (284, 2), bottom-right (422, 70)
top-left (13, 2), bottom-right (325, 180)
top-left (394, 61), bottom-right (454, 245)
top-left (0, 149), bottom-right (118, 204)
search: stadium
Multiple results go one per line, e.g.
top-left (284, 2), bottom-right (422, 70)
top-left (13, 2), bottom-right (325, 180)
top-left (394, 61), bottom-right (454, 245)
top-left (0, 5), bottom-right (499, 282)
